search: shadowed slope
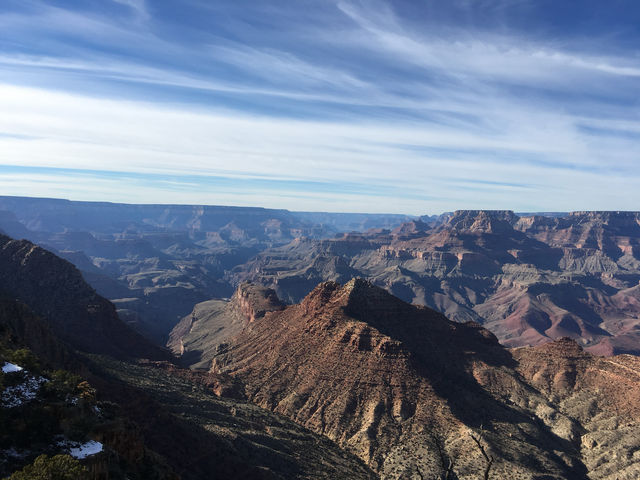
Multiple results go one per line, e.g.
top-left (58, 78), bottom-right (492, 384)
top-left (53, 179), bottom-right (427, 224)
top-left (179, 280), bottom-right (594, 479)
top-left (0, 234), bottom-right (169, 360)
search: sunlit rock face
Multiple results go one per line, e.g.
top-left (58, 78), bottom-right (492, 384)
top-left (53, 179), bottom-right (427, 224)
top-left (173, 280), bottom-right (640, 479)
top-left (233, 210), bottom-right (640, 355)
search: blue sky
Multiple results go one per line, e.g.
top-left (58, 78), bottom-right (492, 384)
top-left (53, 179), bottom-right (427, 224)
top-left (0, 0), bottom-right (639, 214)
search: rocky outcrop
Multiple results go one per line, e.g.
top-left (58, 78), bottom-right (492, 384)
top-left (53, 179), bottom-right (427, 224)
top-left (390, 219), bottom-right (431, 237)
top-left (167, 283), bottom-right (284, 369)
top-left (0, 234), bottom-right (169, 360)
top-left (232, 282), bottom-right (285, 323)
top-left (171, 279), bottom-right (640, 479)
top-left (232, 210), bottom-right (640, 355)
top-left (447, 209), bottom-right (518, 233)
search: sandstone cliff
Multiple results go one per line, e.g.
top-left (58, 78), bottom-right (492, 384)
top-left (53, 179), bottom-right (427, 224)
top-left (232, 210), bottom-right (640, 355)
top-left (173, 280), bottom-right (640, 479)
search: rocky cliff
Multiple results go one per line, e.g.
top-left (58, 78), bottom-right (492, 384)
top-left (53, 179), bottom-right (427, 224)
top-left (0, 196), bottom-right (411, 342)
top-left (232, 210), bottom-right (640, 355)
top-left (0, 234), bottom-right (169, 359)
top-left (167, 283), bottom-right (284, 368)
top-left (172, 280), bottom-right (640, 479)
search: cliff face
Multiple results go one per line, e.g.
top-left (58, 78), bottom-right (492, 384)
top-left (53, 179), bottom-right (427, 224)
top-left (447, 209), bottom-right (518, 233)
top-left (514, 339), bottom-right (640, 479)
top-left (515, 211), bottom-right (640, 256)
top-left (167, 283), bottom-right (284, 369)
top-left (0, 196), bottom-right (411, 343)
top-left (0, 234), bottom-right (169, 360)
top-left (0, 236), bottom-right (375, 480)
top-left (232, 282), bottom-right (285, 323)
top-left (232, 210), bottom-right (640, 355)
top-left (170, 280), bottom-right (640, 479)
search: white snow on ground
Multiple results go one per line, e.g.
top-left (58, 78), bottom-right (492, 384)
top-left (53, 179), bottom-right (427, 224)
top-left (1, 375), bottom-right (47, 408)
top-left (2, 362), bottom-right (23, 373)
top-left (69, 440), bottom-right (103, 459)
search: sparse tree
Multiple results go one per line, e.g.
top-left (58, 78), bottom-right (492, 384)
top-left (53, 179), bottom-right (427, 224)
top-left (416, 429), bottom-right (458, 480)
top-left (9, 348), bottom-right (40, 373)
top-left (430, 432), bottom-right (456, 480)
top-left (469, 427), bottom-right (494, 480)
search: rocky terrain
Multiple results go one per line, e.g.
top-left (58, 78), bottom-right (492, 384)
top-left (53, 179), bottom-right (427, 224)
top-left (0, 196), bottom-right (411, 342)
top-left (514, 339), bottom-right (640, 480)
top-left (3, 220), bottom-right (640, 479)
top-left (0, 234), bottom-right (376, 479)
top-left (89, 356), bottom-right (376, 480)
top-left (0, 299), bottom-right (375, 480)
top-left (172, 280), bottom-right (640, 479)
top-left (167, 283), bottom-right (285, 370)
top-left (0, 234), bottom-right (169, 360)
top-left (232, 210), bottom-right (640, 355)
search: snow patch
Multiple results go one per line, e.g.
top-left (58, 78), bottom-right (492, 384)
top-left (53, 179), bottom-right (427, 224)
top-left (2, 362), bottom-right (23, 373)
top-left (69, 440), bottom-right (103, 459)
top-left (1, 375), bottom-right (47, 408)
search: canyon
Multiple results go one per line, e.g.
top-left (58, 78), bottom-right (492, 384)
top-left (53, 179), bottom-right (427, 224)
top-left (233, 210), bottom-right (640, 355)
top-left (3, 197), bottom-right (640, 478)
top-left (171, 279), bottom-right (640, 479)
top-left (3, 197), bottom-right (640, 356)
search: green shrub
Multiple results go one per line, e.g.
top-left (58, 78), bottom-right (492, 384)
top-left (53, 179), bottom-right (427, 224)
top-left (8, 454), bottom-right (89, 480)
top-left (9, 348), bottom-right (40, 373)
top-left (77, 381), bottom-right (96, 403)
top-left (42, 370), bottom-right (82, 400)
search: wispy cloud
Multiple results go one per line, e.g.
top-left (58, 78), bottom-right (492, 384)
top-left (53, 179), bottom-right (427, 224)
top-left (1, 83), bottom-right (638, 213)
top-left (0, 0), bottom-right (638, 213)
top-left (112, 0), bottom-right (148, 20)
top-left (336, 0), bottom-right (640, 89)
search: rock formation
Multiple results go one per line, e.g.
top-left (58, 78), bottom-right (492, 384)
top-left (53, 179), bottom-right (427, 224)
top-left (0, 234), bottom-right (169, 359)
top-left (232, 210), bottom-right (640, 355)
top-left (172, 280), bottom-right (640, 479)
top-left (0, 196), bottom-right (410, 342)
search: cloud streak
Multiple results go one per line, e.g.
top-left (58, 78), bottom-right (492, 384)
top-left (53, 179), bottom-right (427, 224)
top-left (0, 0), bottom-right (638, 213)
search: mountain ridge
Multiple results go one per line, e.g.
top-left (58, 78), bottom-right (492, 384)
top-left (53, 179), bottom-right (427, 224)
top-left (232, 210), bottom-right (640, 355)
top-left (0, 233), bottom-right (169, 360)
top-left (0, 234), bottom-right (377, 480)
top-left (171, 279), bottom-right (640, 479)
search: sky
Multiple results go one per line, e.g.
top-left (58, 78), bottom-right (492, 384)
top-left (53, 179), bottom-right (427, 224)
top-left (0, 0), bottom-right (639, 214)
